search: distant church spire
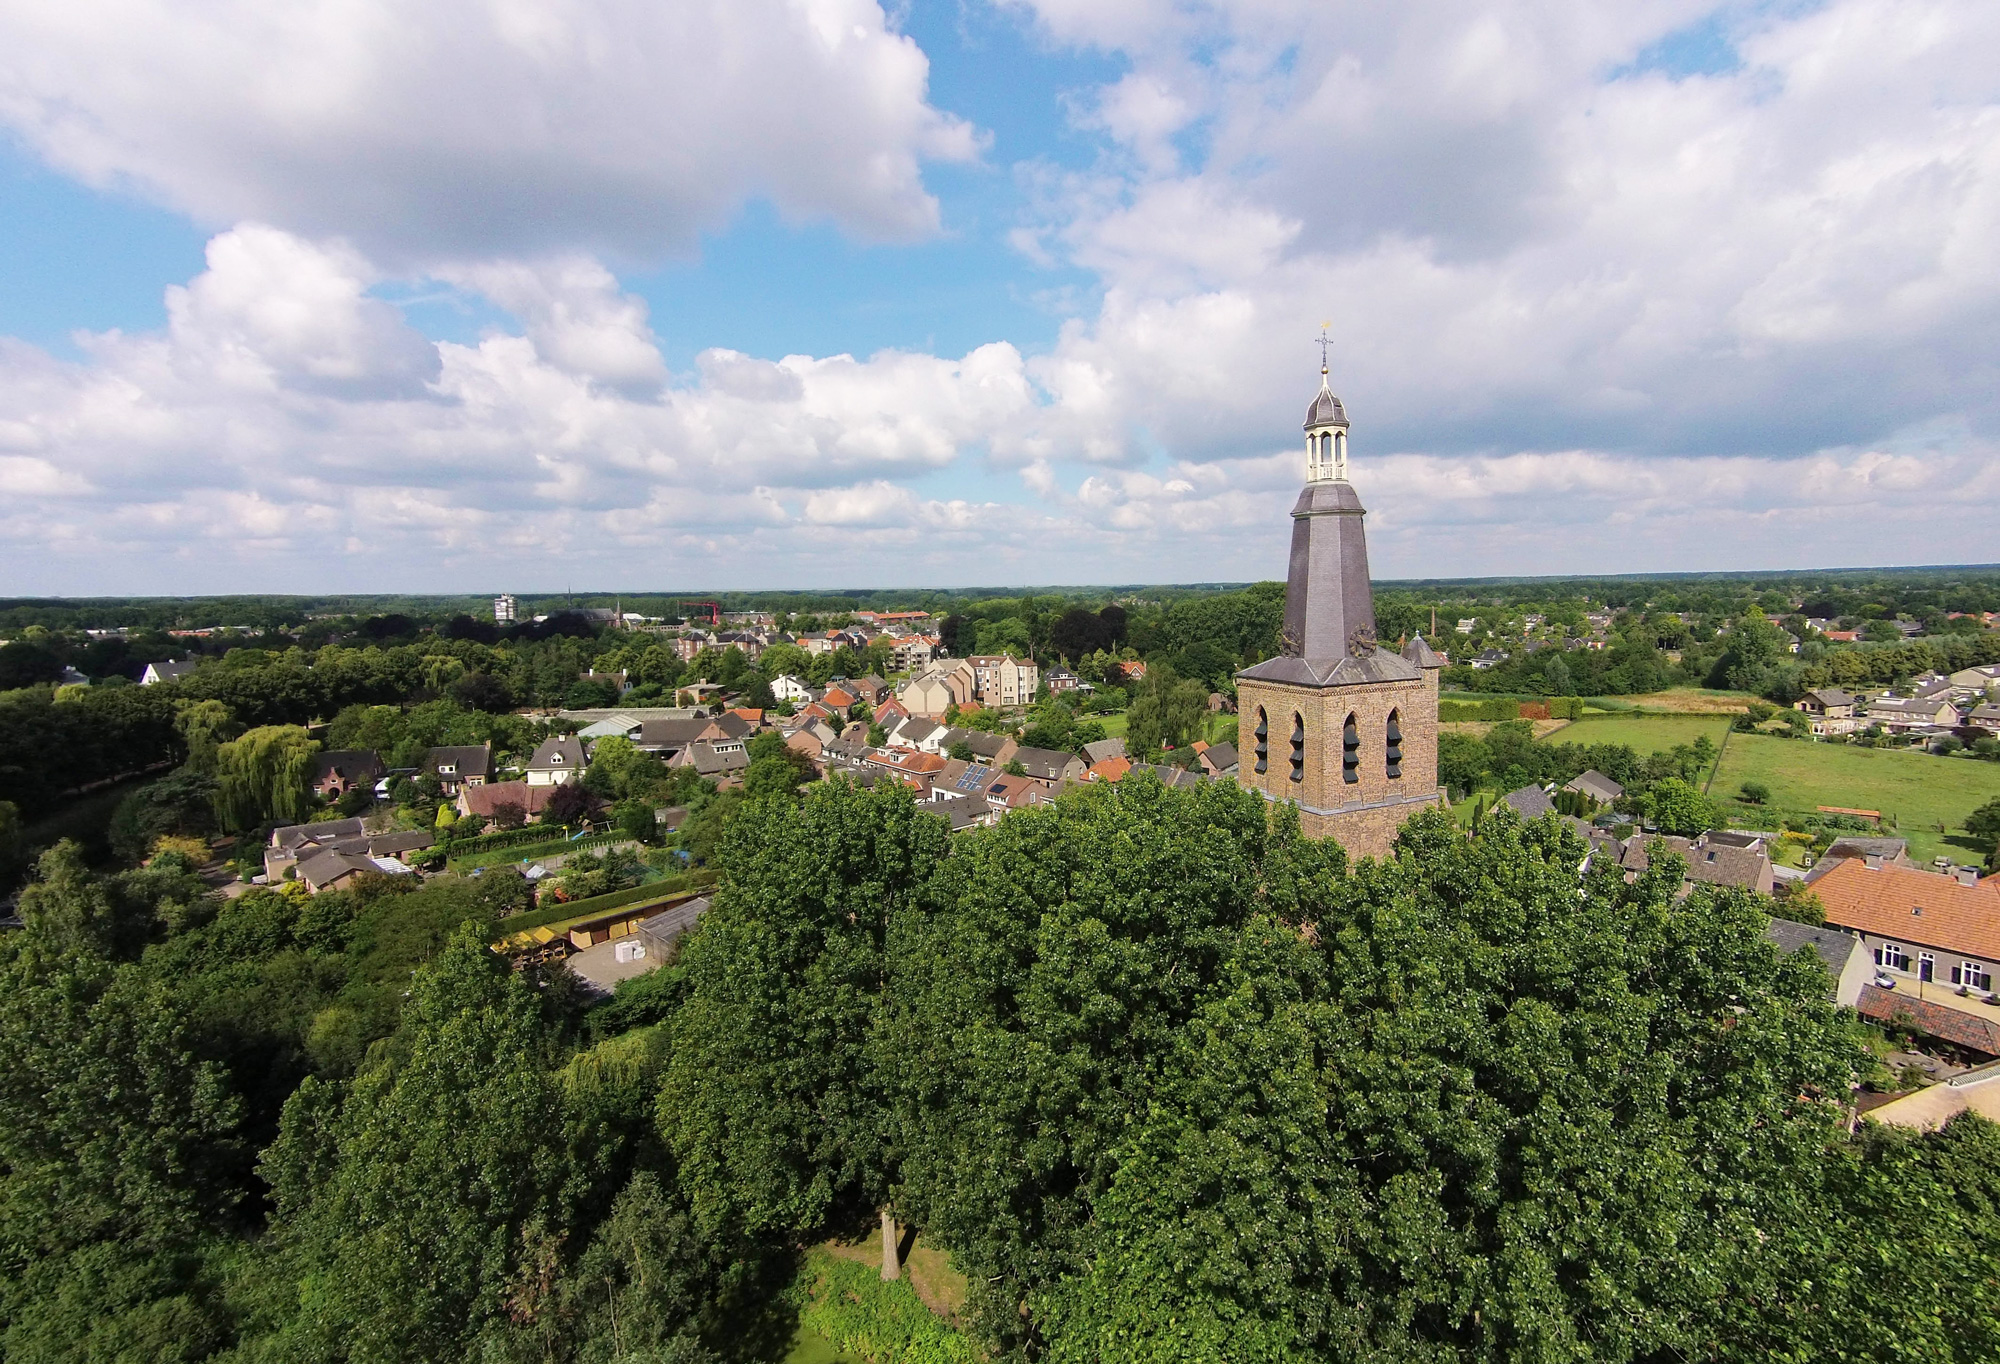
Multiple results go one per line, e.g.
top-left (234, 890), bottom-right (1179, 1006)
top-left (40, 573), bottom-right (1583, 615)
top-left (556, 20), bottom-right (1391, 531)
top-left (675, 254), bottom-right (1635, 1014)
top-left (1304, 326), bottom-right (1349, 483)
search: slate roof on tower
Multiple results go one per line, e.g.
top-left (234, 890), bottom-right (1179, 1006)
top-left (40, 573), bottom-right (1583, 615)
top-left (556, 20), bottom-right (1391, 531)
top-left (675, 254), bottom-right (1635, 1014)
top-left (1305, 384), bottom-right (1347, 428)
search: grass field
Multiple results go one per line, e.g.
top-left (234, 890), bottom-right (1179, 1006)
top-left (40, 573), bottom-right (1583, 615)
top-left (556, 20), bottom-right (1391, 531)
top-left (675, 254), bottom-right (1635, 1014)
top-left (1547, 713), bottom-right (1735, 756)
top-left (1587, 688), bottom-right (1754, 715)
top-left (1711, 735), bottom-right (2000, 865)
top-left (1086, 711), bottom-right (1234, 748)
top-left (1441, 688), bottom-right (1753, 716)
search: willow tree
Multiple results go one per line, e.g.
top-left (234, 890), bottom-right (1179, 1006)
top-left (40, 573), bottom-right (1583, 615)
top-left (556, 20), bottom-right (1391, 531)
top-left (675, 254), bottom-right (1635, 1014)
top-left (173, 698), bottom-right (239, 774)
top-left (212, 725), bottom-right (318, 831)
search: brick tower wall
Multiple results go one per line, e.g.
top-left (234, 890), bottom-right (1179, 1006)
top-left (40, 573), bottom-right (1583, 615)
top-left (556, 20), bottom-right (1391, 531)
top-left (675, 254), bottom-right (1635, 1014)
top-left (1235, 667), bottom-right (1442, 860)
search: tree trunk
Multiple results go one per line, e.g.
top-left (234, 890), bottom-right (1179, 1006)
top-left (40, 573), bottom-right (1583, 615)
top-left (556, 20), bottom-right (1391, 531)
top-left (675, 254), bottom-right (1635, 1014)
top-left (880, 1209), bottom-right (901, 1281)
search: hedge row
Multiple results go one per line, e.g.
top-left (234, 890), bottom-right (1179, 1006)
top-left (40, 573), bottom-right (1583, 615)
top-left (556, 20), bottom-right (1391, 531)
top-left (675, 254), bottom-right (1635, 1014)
top-left (1438, 697), bottom-right (1587, 723)
top-left (438, 823), bottom-right (586, 857)
top-left (493, 870), bottom-right (719, 939)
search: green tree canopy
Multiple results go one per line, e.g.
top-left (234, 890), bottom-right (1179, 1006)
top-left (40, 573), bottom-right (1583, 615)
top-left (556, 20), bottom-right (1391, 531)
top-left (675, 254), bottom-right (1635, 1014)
top-left (212, 725), bottom-right (319, 832)
top-left (662, 780), bottom-right (946, 1244)
top-left (1125, 661), bottom-right (1209, 754)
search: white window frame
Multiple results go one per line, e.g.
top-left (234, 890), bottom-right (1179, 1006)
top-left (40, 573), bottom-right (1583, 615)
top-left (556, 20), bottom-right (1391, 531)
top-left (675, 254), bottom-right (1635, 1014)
top-left (1875, 941), bottom-right (1908, 971)
top-left (1953, 961), bottom-right (1993, 991)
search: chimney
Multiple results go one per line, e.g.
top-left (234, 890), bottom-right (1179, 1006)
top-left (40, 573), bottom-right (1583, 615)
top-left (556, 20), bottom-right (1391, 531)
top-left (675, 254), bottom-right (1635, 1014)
top-left (1958, 867), bottom-right (1980, 887)
top-left (1863, 854), bottom-right (1883, 870)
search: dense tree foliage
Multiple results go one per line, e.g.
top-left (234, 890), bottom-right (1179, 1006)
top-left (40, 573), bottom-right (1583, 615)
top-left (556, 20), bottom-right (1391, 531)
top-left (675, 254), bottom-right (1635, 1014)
top-left (1124, 660), bottom-right (1212, 754)
top-left (5, 740), bottom-right (2000, 1361)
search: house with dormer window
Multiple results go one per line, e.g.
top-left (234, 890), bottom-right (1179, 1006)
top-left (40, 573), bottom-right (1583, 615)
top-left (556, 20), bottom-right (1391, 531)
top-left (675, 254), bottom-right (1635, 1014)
top-left (1814, 857), bottom-right (2000, 1008)
top-left (525, 735), bottom-right (586, 786)
top-left (424, 744), bottom-right (493, 795)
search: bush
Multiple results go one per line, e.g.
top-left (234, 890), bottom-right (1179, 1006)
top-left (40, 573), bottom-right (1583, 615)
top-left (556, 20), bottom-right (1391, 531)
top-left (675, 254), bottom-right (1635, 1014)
top-left (792, 1249), bottom-right (979, 1364)
top-left (1773, 883), bottom-right (1826, 924)
top-left (1740, 781), bottom-right (1772, 806)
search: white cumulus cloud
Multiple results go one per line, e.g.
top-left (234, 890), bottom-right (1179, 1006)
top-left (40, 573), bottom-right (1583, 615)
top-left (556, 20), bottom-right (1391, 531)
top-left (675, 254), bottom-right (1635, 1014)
top-left (0, 0), bottom-right (979, 264)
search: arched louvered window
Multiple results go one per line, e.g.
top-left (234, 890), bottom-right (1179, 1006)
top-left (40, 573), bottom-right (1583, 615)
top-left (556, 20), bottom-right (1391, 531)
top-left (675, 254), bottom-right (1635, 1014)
top-left (1289, 713), bottom-right (1305, 784)
top-left (1254, 708), bottom-right (1269, 774)
top-left (1386, 708), bottom-right (1403, 779)
top-left (1342, 713), bottom-right (1360, 784)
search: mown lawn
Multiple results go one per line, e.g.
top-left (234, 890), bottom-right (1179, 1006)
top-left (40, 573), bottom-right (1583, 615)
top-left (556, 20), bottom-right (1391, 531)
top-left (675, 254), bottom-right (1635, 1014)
top-left (1711, 734), bottom-right (2000, 865)
top-left (1071, 710), bottom-right (1232, 750)
top-left (1548, 713), bottom-right (1735, 757)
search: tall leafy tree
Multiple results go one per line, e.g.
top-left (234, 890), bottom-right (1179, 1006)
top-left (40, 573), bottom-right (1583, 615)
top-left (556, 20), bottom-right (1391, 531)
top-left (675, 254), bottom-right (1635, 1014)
top-left (0, 917), bottom-right (245, 1360)
top-left (662, 780), bottom-right (946, 1244)
top-left (1125, 661), bottom-right (1210, 753)
top-left (212, 725), bottom-right (319, 832)
top-left (258, 929), bottom-right (583, 1362)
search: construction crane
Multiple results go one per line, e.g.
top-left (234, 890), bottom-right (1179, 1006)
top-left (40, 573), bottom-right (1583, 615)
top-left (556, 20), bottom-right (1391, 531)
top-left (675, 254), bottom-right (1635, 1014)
top-left (680, 601), bottom-right (722, 626)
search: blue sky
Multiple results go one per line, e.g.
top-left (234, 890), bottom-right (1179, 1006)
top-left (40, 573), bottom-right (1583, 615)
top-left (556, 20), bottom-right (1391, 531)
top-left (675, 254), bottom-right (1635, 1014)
top-left (1, 0), bottom-right (1997, 593)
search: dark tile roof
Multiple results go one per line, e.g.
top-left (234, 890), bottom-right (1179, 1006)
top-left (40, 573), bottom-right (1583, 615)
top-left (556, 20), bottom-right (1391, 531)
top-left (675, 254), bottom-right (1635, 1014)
top-left (1400, 635), bottom-right (1444, 668)
top-left (273, 817), bottom-right (366, 850)
top-left (313, 749), bottom-right (385, 783)
top-left (1501, 785), bottom-right (1555, 818)
top-left (1823, 837), bottom-right (1910, 863)
top-left (966, 732), bottom-right (1011, 759)
top-left (1238, 647), bottom-right (1422, 688)
top-left (1565, 769), bottom-right (1623, 802)
top-left (1012, 746), bottom-right (1079, 781)
top-left (942, 796), bottom-right (994, 831)
top-left (1082, 737), bottom-right (1127, 764)
top-left (638, 718), bottom-right (708, 749)
top-left (1765, 917), bottom-right (1862, 978)
top-left (296, 849), bottom-right (381, 891)
top-left (425, 745), bottom-right (492, 779)
top-left (527, 736), bottom-right (586, 771)
top-left (687, 743), bottom-right (750, 777)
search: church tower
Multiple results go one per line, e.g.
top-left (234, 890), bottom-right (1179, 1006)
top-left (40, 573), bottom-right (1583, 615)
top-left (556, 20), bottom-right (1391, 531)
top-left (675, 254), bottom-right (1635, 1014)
top-left (1234, 356), bottom-right (1444, 858)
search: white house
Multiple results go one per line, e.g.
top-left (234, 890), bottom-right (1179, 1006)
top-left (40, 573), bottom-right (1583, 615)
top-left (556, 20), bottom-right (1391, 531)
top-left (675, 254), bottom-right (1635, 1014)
top-left (140, 659), bottom-right (200, 685)
top-left (770, 674), bottom-right (815, 704)
top-left (525, 735), bottom-right (587, 786)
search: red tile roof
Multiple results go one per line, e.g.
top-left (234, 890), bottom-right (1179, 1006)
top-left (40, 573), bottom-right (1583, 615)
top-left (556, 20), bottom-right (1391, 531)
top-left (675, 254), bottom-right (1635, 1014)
top-left (1815, 857), bottom-right (2000, 961)
top-left (1857, 984), bottom-right (2000, 1057)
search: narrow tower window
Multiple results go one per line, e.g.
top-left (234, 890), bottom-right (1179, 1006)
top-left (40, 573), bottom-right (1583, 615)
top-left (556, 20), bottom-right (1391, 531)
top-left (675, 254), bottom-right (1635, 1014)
top-left (1342, 713), bottom-right (1360, 784)
top-left (1385, 709), bottom-right (1402, 779)
top-left (1254, 708), bottom-right (1269, 774)
top-left (1290, 713), bottom-right (1305, 784)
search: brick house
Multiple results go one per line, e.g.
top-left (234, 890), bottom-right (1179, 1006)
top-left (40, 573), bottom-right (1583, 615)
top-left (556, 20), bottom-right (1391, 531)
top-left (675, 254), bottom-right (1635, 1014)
top-left (1814, 857), bottom-right (2000, 1001)
top-left (1794, 688), bottom-right (1858, 736)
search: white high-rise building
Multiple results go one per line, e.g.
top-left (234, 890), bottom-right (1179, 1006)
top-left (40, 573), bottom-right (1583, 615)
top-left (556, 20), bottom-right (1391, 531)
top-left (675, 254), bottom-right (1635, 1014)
top-left (493, 594), bottom-right (517, 624)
